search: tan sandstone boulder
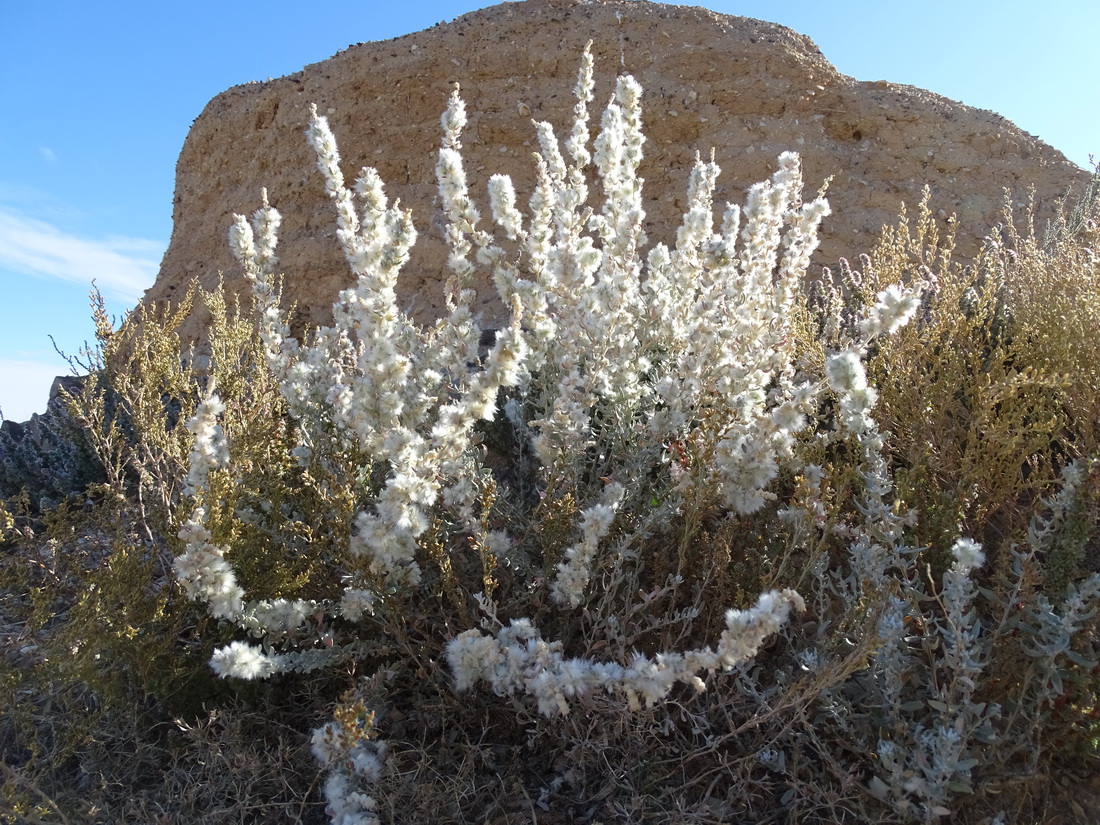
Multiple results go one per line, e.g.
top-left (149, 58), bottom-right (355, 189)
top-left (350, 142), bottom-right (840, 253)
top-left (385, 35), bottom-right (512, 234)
top-left (143, 0), bottom-right (1089, 341)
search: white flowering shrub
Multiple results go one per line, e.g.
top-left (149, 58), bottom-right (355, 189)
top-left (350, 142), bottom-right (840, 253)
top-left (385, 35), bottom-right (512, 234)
top-left (5, 46), bottom-right (1099, 825)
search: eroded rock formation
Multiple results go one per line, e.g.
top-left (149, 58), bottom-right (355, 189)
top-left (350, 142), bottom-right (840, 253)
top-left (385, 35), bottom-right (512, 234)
top-left (144, 0), bottom-right (1088, 340)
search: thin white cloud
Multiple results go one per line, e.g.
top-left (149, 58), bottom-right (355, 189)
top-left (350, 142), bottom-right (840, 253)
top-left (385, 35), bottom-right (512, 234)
top-left (38, 146), bottom-right (58, 164)
top-left (0, 356), bottom-right (66, 424)
top-left (0, 206), bottom-right (163, 304)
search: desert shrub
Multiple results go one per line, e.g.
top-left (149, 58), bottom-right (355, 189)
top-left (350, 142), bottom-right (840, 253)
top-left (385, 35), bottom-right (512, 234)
top-left (1001, 182), bottom-right (1100, 465)
top-left (3, 46), bottom-right (1098, 824)
top-left (0, 285), bottom-right (333, 822)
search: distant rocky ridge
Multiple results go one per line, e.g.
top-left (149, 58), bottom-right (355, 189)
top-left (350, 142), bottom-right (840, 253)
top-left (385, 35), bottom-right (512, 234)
top-left (1, 376), bottom-right (102, 507)
top-left (142, 0), bottom-right (1089, 341)
top-left (0, 376), bottom-right (84, 444)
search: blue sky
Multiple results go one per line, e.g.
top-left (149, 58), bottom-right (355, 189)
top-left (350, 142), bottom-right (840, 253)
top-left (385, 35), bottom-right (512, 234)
top-left (1, 0), bottom-right (1095, 423)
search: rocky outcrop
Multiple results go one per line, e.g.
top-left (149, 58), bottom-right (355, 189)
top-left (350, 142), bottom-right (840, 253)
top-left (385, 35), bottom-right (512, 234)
top-left (0, 375), bottom-right (102, 507)
top-left (143, 0), bottom-right (1089, 341)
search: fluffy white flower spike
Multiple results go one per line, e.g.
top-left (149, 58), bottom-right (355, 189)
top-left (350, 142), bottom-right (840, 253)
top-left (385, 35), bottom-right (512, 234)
top-left (209, 640), bottom-right (283, 679)
top-left (182, 392), bottom-right (229, 498)
top-left (551, 482), bottom-right (626, 608)
top-left (950, 538), bottom-right (985, 576)
top-left (447, 589), bottom-right (804, 717)
top-left (861, 284), bottom-right (922, 338)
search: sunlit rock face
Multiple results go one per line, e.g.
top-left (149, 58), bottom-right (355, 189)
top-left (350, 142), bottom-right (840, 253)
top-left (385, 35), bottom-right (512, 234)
top-left (145, 0), bottom-right (1088, 341)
